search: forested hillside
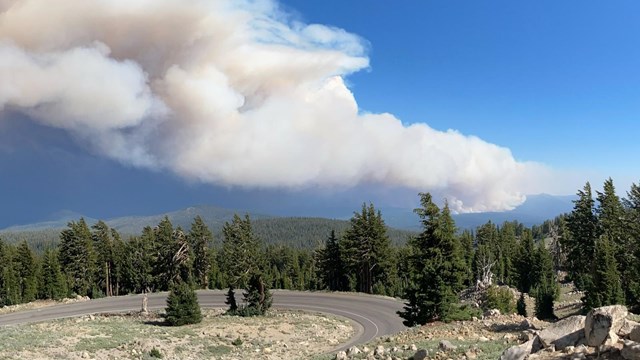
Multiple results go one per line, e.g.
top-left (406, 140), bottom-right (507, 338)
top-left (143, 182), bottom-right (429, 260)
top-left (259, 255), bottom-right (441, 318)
top-left (0, 217), bottom-right (416, 251)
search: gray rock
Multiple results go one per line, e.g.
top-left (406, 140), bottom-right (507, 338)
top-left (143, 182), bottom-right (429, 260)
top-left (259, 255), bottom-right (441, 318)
top-left (499, 337), bottom-right (540, 360)
top-left (619, 319), bottom-right (640, 338)
top-left (631, 325), bottom-right (640, 343)
top-left (439, 340), bottom-right (457, 351)
top-left (484, 308), bottom-right (501, 318)
top-left (335, 351), bottom-right (348, 360)
top-left (539, 315), bottom-right (586, 350)
top-left (585, 305), bottom-right (628, 346)
top-left (374, 345), bottom-right (385, 356)
top-left (347, 346), bottom-right (361, 356)
top-left (622, 340), bottom-right (640, 360)
top-left (412, 349), bottom-right (428, 360)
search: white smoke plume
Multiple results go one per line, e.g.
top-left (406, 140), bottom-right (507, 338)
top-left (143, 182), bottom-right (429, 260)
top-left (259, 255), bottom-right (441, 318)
top-left (0, 0), bottom-right (556, 212)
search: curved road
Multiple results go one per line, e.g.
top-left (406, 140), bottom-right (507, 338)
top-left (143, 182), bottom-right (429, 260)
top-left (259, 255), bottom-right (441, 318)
top-left (0, 290), bottom-right (407, 351)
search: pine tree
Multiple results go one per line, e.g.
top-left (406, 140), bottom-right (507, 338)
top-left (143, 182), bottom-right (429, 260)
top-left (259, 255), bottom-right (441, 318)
top-left (531, 242), bottom-right (558, 320)
top-left (225, 286), bottom-right (238, 313)
top-left (39, 249), bottom-right (67, 300)
top-left (514, 229), bottom-right (536, 293)
top-left (0, 240), bottom-right (21, 306)
top-left (623, 181), bottom-right (640, 307)
top-left (597, 178), bottom-right (634, 304)
top-left (221, 214), bottom-right (263, 288)
top-left (165, 280), bottom-right (202, 326)
top-left (59, 219), bottom-right (97, 297)
top-left (153, 218), bottom-right (193, 290)
top-left (241, 273), bottom-right (272, 316)
top-left (398, 193), bottom-right (465, 325)
top-left (188, 216), bottom-right (213, 289)
top-left (517, 293), bottom-right (527, 317)
top-left (565, 182), bottom-right (599, 290)
top-left (92, 221), bottom-right (115, 297)
top-left (458, 230), bottom-right (474, 286)
top-left (315, 230), bottom-right (347, 291)
top-left (16, 241), bottom-right (38, 302)
top-left (341, 203), bottom-right (392, 294)
top-left (583, 236), bottom-right (624, 310)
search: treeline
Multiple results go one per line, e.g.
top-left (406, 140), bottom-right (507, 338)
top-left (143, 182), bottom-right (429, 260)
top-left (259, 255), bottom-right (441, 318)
top-left (0, 217), bottom-right (416, 252)
top-left (1, 178), bottom-right (638, 321)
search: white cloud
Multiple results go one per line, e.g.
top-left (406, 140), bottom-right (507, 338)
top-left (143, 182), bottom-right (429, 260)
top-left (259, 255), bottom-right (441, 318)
top-left (0, 0), bottom-right (563, 212)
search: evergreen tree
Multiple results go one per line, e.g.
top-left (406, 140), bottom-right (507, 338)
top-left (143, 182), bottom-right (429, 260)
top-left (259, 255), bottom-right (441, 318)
top-left (458, 230), bottom-right (474, 286)
top-left (220, 214), bottom-right (263, 287)
top-left (517, 293), bottom-right (527, 317)
top-left (341, 203), bottom-right (392, 294)
top-left (92, 221), bottom-right (115, 297)
top-left (16, 241), bottom-right (38, 302)
top-left (153, 218), bottom-right (193, 290)
top-left (241, 273), bottom-right (272, 316)
top-left (0, 240), bottom-right (21, 306)
top-left (597, 178), bottom-right (634, 304)
top-left (125, 228), bottom-right (155, 293)
top-left (315, 230), bottom-right (347, 291)
top-left (110, 230), bottom-right (126, 296)
top-left (531, 242), bottom-right (558, 320)
top-left (398, 193), bottom-right (465, 325)
top-left (623, 181), bottom-right (640, 308)
top-left (514, 229), bottom-right (536, 293)
top-left (39, 249), bottom-right (67, 300)
top-left (565, 182), bottom-right (599, 290)
top-left (59, 219), bottom-right (97, 297)
top-left (225, 286), bottom-right (238, 313)
top-left (165, 280), bottom-right (202, 326)
top-left (583, 236), bottom-right (624, 310)
top-left (188, 216), bottom-right (213, 289)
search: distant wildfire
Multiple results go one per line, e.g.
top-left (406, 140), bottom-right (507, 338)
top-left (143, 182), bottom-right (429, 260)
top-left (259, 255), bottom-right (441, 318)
top-left (0, 0), bottom-right (557, 212)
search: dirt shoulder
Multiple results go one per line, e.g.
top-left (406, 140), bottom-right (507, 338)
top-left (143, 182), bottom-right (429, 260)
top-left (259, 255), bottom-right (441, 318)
top-left (0, 309), bottom-right (354, 360)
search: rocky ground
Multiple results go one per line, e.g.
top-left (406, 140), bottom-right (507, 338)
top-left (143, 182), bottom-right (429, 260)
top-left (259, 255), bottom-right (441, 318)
top-left (326, 307), bottom-right (640, 360)
top-left (0, 308), bottom-right (354, 359)
top-left (0, 295), bottom-right (90, 315)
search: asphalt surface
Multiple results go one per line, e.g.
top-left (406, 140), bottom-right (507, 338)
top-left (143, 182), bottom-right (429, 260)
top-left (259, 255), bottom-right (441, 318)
top-left (0, 290), bottom-right (408, 351)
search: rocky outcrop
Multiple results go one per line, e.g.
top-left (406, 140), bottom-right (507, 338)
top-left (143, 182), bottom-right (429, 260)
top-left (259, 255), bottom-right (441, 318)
top-left (499, 306), bottom-right (640, 360)
top-left (622, 340), bottom-right (640, 360)
top-left (538, 315), bottom-right (586, 350)
top-left (584, 305), bottom-right (628, 346)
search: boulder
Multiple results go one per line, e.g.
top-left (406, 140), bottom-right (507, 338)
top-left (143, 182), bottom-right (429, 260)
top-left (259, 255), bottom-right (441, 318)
top-left (631, 326), bottom-right (640, 343)
top-left (374, 345), bottom-right (385, 356)
top-left (439, 340), bottom-right (457, 352)
top-left (620, 320), bottom-right (640, 338)
top-left (621, 340), bottom-right (640, 360)
top-left (484, 309), bottom-right (501, 318)
top-left (585, 305), bottom-right (628, 346)
top-left (412, 349), bottom-right (428, 360)
top-left (347, 346), bottom-right (361, 356)
top-left (335, 351), bottom-right (348, 360)
top-left (539, 315), bottom-right (586, 350)
top-left (499, 336), bottom-right (543, 360)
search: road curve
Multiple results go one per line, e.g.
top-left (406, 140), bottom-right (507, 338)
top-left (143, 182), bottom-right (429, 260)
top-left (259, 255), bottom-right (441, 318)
top-left (0, 290), bottom-right (408, 351)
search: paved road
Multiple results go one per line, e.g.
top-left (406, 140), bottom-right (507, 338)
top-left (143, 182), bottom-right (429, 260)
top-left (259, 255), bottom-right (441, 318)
top-left (0, 290), bottom-right (408, 351)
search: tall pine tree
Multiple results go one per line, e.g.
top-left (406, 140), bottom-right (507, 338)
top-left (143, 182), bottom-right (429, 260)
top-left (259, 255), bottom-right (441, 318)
top-left (188, 216), bottom-right (213, 289)
top-left (399, 193), bottom-right (465, 325)
top-left (583, 236), bottom-right (624, 310)
top-left (565, 182), bottom-right (599, 290)
top-left (315, 230), bottom-right (348, 291)
top-left (221, 214), bottom-right (263, 287)
top-left (341, 203), bottom-right (392, 294)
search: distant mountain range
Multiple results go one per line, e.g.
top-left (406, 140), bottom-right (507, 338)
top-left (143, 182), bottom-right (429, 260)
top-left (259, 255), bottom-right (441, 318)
top-left (0, 194), bottom-right (574, 248)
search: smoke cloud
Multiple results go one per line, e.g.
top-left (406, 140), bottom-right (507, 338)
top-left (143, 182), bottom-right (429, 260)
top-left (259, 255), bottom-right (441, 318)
top-left (0, 0), bottom-right (556, 212)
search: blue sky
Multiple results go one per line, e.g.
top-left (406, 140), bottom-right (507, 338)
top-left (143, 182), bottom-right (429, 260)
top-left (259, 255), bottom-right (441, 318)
top-left (281, 0), bottom-right (640, 176)
top-left (0, 0), bottom-right (638, 227)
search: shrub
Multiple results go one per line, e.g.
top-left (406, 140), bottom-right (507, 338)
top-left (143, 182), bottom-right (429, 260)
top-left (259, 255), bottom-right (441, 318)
top-left (149, 347), bottom-right (163, 359)
top-left (231, 338), bottom-right (243, 346)
top-left (165, 281), bottom-right (203, 326)
top-left (483, 286), bottom-right (516, 314)
top-left (447, 303), bottom-right (483, 322)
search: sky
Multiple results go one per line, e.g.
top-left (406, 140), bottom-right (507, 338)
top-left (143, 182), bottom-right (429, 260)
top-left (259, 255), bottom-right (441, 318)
top-left (0, 0), bottom-right (639, 227)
